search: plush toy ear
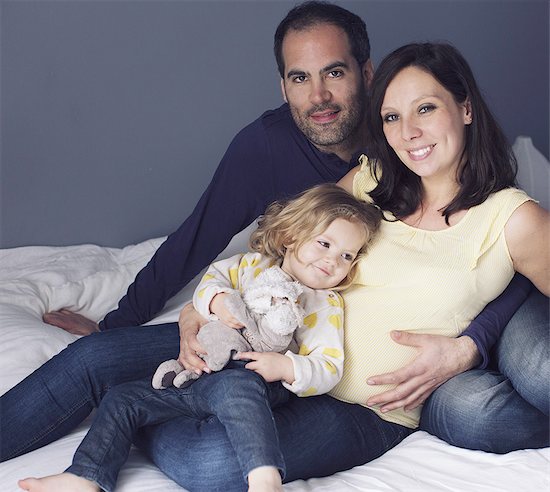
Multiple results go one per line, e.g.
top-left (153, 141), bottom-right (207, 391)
top-left (152, 359), bottom-right (183, 389)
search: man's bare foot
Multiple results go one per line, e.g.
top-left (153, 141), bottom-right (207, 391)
top-left (247, 466), bottom-right (283, 492)
top-left (42, 309), bottom-right (99, 336)
top-left (18, 472), bottom-right (100, 492)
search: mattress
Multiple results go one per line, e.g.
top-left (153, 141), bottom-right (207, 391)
top-left (0, 225), bottom-right (548, 491)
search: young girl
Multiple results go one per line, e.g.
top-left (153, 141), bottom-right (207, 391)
top-left (19, 183), bottom-right (381, 492)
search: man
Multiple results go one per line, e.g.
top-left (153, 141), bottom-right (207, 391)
top-left (18, 0), bottom-right (547, 483)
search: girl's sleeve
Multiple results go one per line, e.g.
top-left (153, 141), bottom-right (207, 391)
top-left (282, 292), bottom-right (345, 396)
top-left (192, 253), bottom-right (245, 319)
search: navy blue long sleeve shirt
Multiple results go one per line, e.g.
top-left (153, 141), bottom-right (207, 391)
top-left (99, 103), bottom-right (530, 367)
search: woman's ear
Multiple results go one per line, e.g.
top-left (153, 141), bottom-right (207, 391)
top-left (463, 99), bottom-right (473, 125)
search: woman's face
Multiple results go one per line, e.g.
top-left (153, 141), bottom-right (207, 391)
top-left (380, 66), bottom-right (472, 183)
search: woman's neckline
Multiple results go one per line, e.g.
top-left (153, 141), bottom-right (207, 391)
top-left (387, 207), bottom-right (473, 233)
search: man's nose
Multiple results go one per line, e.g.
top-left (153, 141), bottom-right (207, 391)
top-left (309, 80), bottom-right (331, 106)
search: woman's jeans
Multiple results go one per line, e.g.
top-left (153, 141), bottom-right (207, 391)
top-left (66, 362), bottom-right (289, 492)
top-left (1, 288), bottom-right (548, 490)
top-left (420, 287), bottom-right (549, 452)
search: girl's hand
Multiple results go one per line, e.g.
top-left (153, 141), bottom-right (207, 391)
top-left (237, 351), bottom-right (295, 384)
top-left (210, 293), bottom-right (244, 329)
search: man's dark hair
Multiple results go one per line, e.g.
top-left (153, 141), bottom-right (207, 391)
top-left (274, 1), bottom-right (371, 78)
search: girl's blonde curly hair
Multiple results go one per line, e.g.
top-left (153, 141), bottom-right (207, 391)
top-left (249, 183), bottom-right (382, 289)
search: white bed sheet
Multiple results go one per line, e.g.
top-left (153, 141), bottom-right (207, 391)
top-left (1, 226), bottom-right (549, 492)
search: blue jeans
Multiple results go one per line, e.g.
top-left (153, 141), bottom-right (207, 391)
top-left (66, 362), bottom-right (289, 492)
top-left (1, 289), bottom-right (547, 487)
top-left (420, 287), bottom-right (549, 452)
top-left (136, 391), bottom-right (412, 492)
top-left (0, 322), bottom-right (410, 490)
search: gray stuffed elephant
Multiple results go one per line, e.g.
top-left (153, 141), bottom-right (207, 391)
top-left (152, 266), bottom-right (304, 389)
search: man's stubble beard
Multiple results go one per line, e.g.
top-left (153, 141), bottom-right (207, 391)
top-left (290, 90), bottom-right (368, 151)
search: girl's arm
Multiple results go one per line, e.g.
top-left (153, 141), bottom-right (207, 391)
top-left (192, 253), bottom-right (245, 321)
top-left (237, 295), bottom-right (345, 395)
top-left (282, 293), bottom-right (345, 396)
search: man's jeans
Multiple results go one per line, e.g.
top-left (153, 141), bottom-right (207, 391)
top-left (1, 289), bottom-right (547, 490)
top-left (66, 362), bottom-right (289, 492)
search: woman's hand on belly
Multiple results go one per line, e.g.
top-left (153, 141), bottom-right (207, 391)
top-left (365, 331), bottom-right (481, 412)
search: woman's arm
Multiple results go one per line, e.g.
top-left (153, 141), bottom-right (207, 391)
top-left (505, 201), bottom-right (550, 295)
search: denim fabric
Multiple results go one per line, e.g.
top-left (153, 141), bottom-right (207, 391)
top-left (136, 393), bottom-right (413, 492)
top-left (66, 362), bottom-right (289, 492)
top-left (420, 288), bottom-right (549, 452)
top-left (0, 323), bottom-right (180, 461)
top-left (1, 291), bottom-right (548, 486)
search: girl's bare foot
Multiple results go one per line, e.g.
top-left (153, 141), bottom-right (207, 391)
top-left (18, 473), bottom-right (100, 492)
top-left (247, 465), bottom-right (283, 492)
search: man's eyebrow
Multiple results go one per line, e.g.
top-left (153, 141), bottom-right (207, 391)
top-left (286, 69), bottom-right (307, 79)
top-left (322, 61), bottom-right (349, 73)
top-left (286, 61), bottom-right (350, 80)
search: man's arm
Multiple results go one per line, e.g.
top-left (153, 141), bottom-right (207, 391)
top-left (101, 133), bottom-right (271, 330)
top-left (460, 273), bottom-right (532, 369)
top-left (365, 273), bottom-right (532, 412)
top-left (44, 130), bottom-right (269, 333)
top-left (177, 303), bottom-right (210, 374)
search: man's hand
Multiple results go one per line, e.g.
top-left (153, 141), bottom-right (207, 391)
top-left (178, 303), bottom-right (210, 375)
top-left (237, 351), bottom-right (294, 384)
top-left (42, 309), bottom-right (99, 336)
top-left (366, 331), bottom-right (481, 413)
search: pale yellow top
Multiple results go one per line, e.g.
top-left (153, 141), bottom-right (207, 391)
top-left (328, 157), bottom-right (531, 428)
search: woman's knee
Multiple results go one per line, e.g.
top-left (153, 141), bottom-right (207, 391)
top-left (421, 371), bottom-right (502, 447)
top-left (421, 370), bottom-right (549, 452)
top-left (496, 288), bottom-right (549, 413)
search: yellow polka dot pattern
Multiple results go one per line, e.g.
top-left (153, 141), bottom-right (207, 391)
top-left (328, 314), bottom-right (342, 329)
top-left (301, 387), bottom-right (318, 397)
top-left (303, 313), bottom-right (317, 328)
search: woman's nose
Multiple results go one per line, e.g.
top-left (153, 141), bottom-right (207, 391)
top-left (401, 117), bottom-right (421, 141)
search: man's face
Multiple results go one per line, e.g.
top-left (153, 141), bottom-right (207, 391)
top-left (280, 23), bottom-right (372, 155)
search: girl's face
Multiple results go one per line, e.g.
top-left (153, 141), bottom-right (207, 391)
top-left (281, 218), bottom-right (366, 290)
top-left (380, 66), bottom-right (472, 183)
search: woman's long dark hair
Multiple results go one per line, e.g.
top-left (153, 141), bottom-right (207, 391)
top-left (367, 42), bottom-right (517, 223)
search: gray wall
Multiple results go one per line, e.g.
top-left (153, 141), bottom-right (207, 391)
top-left (1, 0), bottom-right (548, 248)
